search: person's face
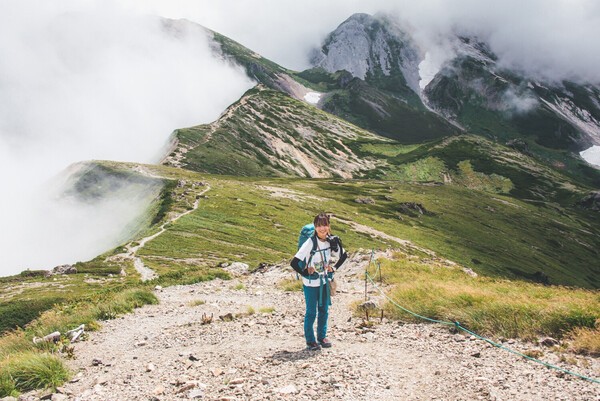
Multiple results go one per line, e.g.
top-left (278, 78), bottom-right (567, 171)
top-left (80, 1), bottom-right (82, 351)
top-left (315, 224), bottom-right (330, 239)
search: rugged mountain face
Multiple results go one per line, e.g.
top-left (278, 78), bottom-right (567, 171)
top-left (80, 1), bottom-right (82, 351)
top-left (304, 13), bottom-right (600, 156)
top-left (191, 15), bottom-right (456, 144)
top-left (301, 14), bottom-right (457, 143)
top-left (311, 13), bottom-right (422, 96)
top-left (424, 36), bottom-right (600, 152)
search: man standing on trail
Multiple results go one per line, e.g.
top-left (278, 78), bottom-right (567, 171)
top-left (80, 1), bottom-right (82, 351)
top-left (291, 213), bottom-right (348, 351)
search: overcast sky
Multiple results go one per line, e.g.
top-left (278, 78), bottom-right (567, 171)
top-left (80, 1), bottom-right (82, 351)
top-left (2, 0), bottom-right (599, 276)
top-left (122, 0), bottom-right (600, 83)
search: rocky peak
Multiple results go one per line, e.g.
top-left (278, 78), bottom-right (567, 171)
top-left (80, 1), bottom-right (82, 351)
top-left (455, 36), bottom-right (498, 64)
top-left (310, 13), bottom-right (422, 94)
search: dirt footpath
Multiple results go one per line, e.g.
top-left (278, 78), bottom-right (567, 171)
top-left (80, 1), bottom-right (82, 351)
top-left (52, 254), bottom-right (600, 401)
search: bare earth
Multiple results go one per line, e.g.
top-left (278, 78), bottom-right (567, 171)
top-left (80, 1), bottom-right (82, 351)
top-left (48, 254), bottom-right (600, 401)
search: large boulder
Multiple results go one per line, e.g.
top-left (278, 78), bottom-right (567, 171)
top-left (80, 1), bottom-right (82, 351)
top-left (577, 191), bottom-right (600, 211)
top-left (52, 264), bottom-right (77, 275)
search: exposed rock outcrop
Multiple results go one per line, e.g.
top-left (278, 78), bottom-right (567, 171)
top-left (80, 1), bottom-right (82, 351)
top-left (311, 13), bottom-right (422, 95)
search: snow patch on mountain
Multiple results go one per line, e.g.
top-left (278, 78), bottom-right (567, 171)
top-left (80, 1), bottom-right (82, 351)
top-left (418, 52), bottom-right (440, 89)
top-left (580, 146), bottom-right (600, 168)
top-left (304, 92), bottom-right (321, 104)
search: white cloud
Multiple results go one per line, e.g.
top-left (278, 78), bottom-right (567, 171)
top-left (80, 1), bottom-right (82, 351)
top-left (0, 0), bottom-right (253, 276)
top-left (120, 0), bottom-right (600, 83)
top-left (502, 88), bottom-right (540, 115)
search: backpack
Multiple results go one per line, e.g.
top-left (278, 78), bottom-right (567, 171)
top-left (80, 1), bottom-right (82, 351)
top-left (296, 223), bottom-right (318, 273)
top-left (298, 223), bottom-right (315, 250)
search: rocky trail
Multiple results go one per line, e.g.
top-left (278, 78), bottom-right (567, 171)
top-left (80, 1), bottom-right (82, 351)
top-left (33, 253), bottom-right (599, 401)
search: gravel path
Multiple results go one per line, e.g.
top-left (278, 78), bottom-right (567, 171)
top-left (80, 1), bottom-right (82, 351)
top-left (47, 254), bottom-right (599, 401)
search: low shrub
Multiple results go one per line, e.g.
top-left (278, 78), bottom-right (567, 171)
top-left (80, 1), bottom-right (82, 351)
top-left (279, 278), bottom-right (303, 292)
top-left (372, 255), bottom-right (600, 342)
top-left (568, 326), bottom-right (600, 356)
top-left (0, 353), bottom-right (70, 396)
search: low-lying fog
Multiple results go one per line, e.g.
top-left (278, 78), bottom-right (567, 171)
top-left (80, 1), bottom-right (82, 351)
top-left (0, 2), bottom-right (253, 276)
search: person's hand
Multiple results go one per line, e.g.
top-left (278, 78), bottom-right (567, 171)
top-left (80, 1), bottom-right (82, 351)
top-left (325, 265), bottom-right (334, 273)
top-left (328, 235), bottom-right (340, 252)
top-left (308, 266), bottom-right (316, 274)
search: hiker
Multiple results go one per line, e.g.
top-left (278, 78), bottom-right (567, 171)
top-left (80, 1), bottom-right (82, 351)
top-left (291, 212), bottom-right (348, 350)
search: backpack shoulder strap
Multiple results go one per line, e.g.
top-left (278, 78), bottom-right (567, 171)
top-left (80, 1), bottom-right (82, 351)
top-left (310, 235), bottom-right (318, 253)
top-left (307, 235), bottom-right (319, 266)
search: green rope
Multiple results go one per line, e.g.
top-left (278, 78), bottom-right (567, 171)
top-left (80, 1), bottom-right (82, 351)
top-left (365, 271), bottom-right (600, 385)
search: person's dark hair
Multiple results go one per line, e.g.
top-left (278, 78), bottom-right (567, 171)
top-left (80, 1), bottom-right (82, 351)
top-left (313, 212), bottom-right (330, 227)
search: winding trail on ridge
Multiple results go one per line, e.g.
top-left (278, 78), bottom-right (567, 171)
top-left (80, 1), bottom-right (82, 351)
top-left (106, 179), bottom-right (211, 281)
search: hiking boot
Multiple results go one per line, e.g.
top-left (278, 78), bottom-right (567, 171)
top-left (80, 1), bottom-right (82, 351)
top-left (306, 342), bottom-right (321, 351)
top-left (318, 338), bottom-right (332, 348)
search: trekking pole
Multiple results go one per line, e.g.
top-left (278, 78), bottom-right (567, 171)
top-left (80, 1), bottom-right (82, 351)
top-left (365, 249), bottom-right (374, 301)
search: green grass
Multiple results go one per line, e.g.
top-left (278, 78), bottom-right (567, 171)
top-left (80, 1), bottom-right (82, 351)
top-left (133, 170), bottom-right (599, 289)
top-left (279, 278), bottom-right (303, 292)
top-left (0, 353), bottom-right (70, 396)
top-left (321, 79), bottom-right (457, 143)
top-left (372, 253), bottom-right (600, 351)
top-left (384, 156), bottom-right (447, 182)
top-left (189, 299), bottom-right (206, 307)
top-left (0, 296), bottom-right (66, 334)
top-left (0, 271), bottom-right (136, 335)
top-left (0, 287), bottom-right (158, 395)
top-left (176, 87), bottom-right (386, 179)
top-left (359, 142), bottom-right (422, 157)
top-left (453, 160), bottom-right (514, 193)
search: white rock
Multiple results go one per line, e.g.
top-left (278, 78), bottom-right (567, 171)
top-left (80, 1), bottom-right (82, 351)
top-left (93, 375), bottom-right (110, 386)
top-left (188, 389), bottom-right (204, 399)
top-left (226, 262), bottom-right (250, 274)
top-left (276, 384), bottom-right (298, 394)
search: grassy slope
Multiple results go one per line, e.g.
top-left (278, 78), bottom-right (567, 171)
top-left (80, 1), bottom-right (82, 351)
top-left (174, 86), bottom-right (391, 178)
top-left (167, 84), bottom-right (600, 289)
top-left (0, 162), bottom-right (168, 334)
top-left (301, 70), bottom-right (459, 144)
top-left (126, 164), bottom-right (600, 289)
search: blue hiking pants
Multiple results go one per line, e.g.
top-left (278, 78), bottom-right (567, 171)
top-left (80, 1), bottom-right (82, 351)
top-left (303, 284), bottom-right (329, 344)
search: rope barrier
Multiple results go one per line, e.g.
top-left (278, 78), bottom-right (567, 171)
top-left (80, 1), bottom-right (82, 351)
top-left (364, 270), bottom-right (600, 385)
